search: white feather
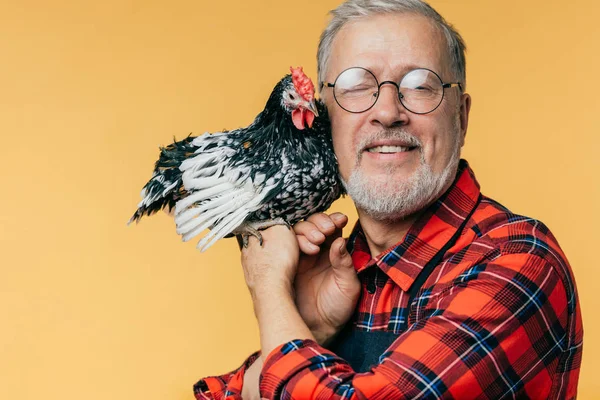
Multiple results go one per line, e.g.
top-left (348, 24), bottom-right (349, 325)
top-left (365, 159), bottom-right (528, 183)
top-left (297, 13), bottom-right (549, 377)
top-left (168, 132), bottom-right (281, 251)
top-left (177, 193), bottom-right (242, 235)
top-left (183, 176), bottom-right (233, 193)
top-left (174, 206), bottom-right (204, 227)
top-left (174, 190), bottom-right (208, 214)
top-left (174, 193), bottom-right (235, 226)
top-left (198, 210), bottom-right (249, 252)
top-left (181, 213), bottom-right (221, 242)
top-left (180, 154), bottom-right (217, 172)
top-left (195, 194), bottom-right (260, 250)
top-left (162, 181), bottom-right (178, 197)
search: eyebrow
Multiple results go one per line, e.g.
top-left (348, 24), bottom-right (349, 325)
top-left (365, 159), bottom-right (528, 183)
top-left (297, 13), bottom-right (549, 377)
top-left (352, 63), bottom-right (435, 79)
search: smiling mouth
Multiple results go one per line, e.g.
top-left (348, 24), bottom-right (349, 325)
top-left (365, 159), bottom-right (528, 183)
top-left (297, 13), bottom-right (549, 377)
top-left (366, 145), bottom-right (418, 153)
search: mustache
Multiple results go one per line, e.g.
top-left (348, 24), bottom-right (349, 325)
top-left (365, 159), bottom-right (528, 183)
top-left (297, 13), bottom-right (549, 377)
top-left (356, 129), bottom-right (422, 160)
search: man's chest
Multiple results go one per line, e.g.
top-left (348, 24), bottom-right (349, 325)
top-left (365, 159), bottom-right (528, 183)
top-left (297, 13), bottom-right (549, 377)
top-left (327, 263), bottom-right (474, 372)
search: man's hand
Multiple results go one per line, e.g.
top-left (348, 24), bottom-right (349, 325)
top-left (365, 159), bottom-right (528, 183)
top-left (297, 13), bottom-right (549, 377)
top-left (238, 214), bottom-right (360, 398)
top-left (240, 224), bottom-right (299, 297)
top-left (293, 212), bottom-right (361, 346)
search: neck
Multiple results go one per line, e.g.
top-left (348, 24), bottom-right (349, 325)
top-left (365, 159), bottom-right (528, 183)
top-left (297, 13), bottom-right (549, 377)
top-left (356, 208), bottom-right (422, 257)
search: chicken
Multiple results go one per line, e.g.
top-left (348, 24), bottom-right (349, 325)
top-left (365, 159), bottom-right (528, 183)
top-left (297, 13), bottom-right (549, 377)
top-left (129, 66), bottom-right (344, 252)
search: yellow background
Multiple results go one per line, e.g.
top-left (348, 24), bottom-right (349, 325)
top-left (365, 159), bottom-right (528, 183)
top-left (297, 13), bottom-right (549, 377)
top-left (1, 0), bottom-right (597, 399)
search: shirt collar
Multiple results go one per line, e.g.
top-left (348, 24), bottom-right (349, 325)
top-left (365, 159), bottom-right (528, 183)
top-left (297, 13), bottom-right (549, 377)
top-left (347, 159), bottom-right (481, 292)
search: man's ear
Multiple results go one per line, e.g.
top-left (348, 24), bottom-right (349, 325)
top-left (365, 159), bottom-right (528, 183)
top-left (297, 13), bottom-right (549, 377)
top-left (459, 92), bottom-right (472, 146)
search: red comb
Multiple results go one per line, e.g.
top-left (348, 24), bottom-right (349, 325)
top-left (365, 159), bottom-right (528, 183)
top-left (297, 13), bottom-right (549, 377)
top-left (290, 66), bottom-right (314, 102)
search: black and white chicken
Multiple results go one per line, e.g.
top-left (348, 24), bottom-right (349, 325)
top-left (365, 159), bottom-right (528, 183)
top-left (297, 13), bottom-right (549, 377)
top-left (129, 67), bottom-right (344, 252)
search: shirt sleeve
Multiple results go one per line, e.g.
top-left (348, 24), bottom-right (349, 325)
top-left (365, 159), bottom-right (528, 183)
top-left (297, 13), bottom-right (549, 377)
top-left (193, 350), bottom-right (261, 400)
top-left (258, 253), bottom-right (579, 399)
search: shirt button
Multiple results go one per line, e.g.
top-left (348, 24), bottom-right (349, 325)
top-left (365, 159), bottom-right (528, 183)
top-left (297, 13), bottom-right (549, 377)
top-left (367, 278), bottom-right (376, 294)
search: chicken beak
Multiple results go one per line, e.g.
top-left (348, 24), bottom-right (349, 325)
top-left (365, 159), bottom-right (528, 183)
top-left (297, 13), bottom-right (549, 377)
top-left (305, 100), bottom-right (319, 117)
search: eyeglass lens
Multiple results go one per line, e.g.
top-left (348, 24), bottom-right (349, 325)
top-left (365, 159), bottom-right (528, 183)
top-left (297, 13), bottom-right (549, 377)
top-left (333, 68), bottom-right (445, 114)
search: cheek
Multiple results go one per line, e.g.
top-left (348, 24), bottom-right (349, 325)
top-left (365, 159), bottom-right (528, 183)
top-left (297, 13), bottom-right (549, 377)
top-left (421, 109), bottom-right (460, 170)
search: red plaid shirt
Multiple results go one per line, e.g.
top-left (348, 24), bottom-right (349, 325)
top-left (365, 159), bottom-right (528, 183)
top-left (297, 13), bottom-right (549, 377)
top-left (194, 160), bottom-right (583, 399)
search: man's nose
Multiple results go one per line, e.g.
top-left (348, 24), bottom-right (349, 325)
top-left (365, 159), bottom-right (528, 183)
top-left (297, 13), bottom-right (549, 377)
top-left (369, 81), bottom-right (409, 127)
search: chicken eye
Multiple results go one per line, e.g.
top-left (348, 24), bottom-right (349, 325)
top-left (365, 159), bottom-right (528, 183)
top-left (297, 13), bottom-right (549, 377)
top-left (289, 93), bottom-right (296, 100)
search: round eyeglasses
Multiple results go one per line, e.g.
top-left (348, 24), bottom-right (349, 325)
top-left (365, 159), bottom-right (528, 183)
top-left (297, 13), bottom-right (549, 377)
top-left (320, 67), bottom-right (463, 114)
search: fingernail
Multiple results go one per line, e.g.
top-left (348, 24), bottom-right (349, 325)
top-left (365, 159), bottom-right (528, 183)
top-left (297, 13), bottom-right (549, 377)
top-left (320, 221), bottom-right (335, 230)
top-left (339, 241), bottom-right (347, 255)
top-left (332, 214), bottom-right (346, 223)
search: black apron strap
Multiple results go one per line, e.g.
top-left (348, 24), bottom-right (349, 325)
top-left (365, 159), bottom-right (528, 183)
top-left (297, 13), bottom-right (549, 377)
top-left (406, 193), bottom-right (482, 308)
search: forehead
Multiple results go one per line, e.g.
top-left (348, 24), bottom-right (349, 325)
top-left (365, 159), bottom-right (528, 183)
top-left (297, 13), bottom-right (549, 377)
top-left (328, 13), bottom-right (449, 80)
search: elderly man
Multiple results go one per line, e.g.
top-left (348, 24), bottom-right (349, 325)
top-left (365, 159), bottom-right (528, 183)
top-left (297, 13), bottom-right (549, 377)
top-left (194, 0), bottom-right (582, 399)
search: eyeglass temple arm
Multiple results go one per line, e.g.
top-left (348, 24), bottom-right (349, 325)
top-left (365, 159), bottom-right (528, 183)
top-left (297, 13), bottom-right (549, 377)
top-left (319, 82), bottom-right (335, 89)
top-left (442, 82), bottom-right (463, 91)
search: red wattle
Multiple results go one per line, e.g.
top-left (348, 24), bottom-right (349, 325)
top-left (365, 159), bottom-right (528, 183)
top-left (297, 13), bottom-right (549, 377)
top-left (292, 109), bottom-right (306, 130)
top-left (305, 110), bottom-right (315, 128)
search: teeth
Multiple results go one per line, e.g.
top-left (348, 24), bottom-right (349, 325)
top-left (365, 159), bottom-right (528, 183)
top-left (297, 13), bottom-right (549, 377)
top-left (367, 145), bottom-right (411, 153)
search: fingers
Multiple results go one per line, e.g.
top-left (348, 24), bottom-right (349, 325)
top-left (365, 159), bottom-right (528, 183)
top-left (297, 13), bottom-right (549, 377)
top-left (294, 221), bottom-right (327, 244)
top-left (294, 212), bottom-right (349, 254)
top-left (297, 234), bottom-right (321, 255)
top-left (294, 213), bottom-right (348, 239)
top-left (306, 212), bottom-right (348, 231)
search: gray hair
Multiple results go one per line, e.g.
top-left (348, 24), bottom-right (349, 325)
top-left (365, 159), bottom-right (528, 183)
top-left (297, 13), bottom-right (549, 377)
top-left (317, 0), bottom-right (467, 93)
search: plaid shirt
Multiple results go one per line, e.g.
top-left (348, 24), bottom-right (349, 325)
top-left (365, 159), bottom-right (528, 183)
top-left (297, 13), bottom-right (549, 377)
top-left (194, 159), bottom-right (583, 399)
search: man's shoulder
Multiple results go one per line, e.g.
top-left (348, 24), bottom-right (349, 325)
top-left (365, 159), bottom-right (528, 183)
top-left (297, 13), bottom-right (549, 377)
top-left (471, 195), bottom-right (555, 239)
top-left (471, 195), bottom-right (554, 239)
top-left (465, 194), bottom-right (571, 279)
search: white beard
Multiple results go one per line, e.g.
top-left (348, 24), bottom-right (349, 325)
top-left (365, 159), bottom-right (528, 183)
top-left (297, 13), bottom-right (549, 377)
top-left (342, 116), bottom-right (462, 221)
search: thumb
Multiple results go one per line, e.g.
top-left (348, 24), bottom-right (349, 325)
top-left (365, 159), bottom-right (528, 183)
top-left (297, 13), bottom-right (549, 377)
top-left (329, 237), bottom-right (357, 279)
